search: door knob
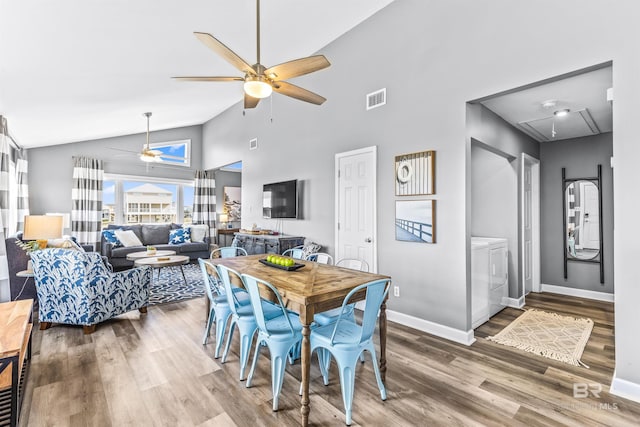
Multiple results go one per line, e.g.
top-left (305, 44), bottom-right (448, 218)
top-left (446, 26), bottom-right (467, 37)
top-left (365, 238), bottom-right (372, 243)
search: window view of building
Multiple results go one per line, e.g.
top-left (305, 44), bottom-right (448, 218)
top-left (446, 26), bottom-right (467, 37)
top-left (125, 183), bottom-right (175, 223)
top-left (102, 176), bottom-right (194, 228)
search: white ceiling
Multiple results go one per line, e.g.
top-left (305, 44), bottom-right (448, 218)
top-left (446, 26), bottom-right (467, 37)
top-left (0, 0), bottom-right (394, 148)
top-left (479, 65), bottom-right (612, 143)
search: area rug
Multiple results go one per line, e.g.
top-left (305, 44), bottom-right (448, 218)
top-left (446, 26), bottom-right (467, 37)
top-left (148, 263), bottom-right (205, 305)
top-left (487, 309), bottom-right (593, 367)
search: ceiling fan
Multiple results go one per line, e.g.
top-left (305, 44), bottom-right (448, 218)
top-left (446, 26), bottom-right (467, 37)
top-left (110, 112), bottom-right (184, 165)
top-left (173, 0), bottom-right (331, 109)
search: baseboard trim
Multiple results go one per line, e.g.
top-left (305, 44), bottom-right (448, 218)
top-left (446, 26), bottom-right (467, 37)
top-left (541, 284), bottom-right (614, 302)
top-left (386, 309), bottom-right (475, 346)
top-left (505, 296), bottom-right (525, 308)
top-left (610, 371), bottom-right (640, 403)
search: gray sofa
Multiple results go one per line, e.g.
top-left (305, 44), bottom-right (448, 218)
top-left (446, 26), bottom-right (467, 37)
top-left (100, 223), bottom-right (210, 270)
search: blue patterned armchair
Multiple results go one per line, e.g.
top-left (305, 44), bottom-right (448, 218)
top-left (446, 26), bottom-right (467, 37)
top-left (30, 248), bottom-right (151, 334)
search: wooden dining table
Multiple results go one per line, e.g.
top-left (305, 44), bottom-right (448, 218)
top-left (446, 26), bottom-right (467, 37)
top-left (211, 254), bottom-right (390, 427)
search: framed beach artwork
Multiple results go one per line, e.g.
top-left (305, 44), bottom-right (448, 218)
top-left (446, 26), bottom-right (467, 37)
top-left (395, 200), bottom-right (436, 243)
top-left (395, 150), bottom-right (435, 196)
top-left (223, 186), bottom-right (241, 221)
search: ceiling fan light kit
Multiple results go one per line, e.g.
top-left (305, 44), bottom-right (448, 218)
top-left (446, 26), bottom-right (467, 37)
top-left (244, 76), bottom-right (273, 98)
top-left (554, 108), bottom-right (570, 117)
top-left (173, 0), bottom-right (330, 108)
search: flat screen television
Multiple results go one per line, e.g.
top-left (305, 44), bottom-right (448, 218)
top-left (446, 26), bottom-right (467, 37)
top-left (263, 179), bottom-right (298, 219)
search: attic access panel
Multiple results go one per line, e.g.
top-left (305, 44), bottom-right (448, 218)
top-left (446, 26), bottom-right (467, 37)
top-left (517, 108), bottom-right (600, 142)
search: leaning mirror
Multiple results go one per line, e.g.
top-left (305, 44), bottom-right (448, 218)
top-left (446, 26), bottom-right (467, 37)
top-left (565, 180), bottom-right (600, 261)
top-left (562, 165), bottom-right (604, 284)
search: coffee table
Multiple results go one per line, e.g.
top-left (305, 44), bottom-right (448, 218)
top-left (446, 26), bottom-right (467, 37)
top-left (134, 255), bottom-right (190, 284)
top-left (126, 250), bottom-right (176, 261)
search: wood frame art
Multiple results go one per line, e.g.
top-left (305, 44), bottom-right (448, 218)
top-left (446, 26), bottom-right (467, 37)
top-left (395, 200), bottom-right (436, 243)
top-left (395, 150), bottom-right (435, 196)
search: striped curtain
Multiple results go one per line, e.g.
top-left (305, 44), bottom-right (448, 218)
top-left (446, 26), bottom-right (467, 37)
top-left (192, 170), bottom-right (216, 226)
top-left (0, 116), bottom-right (10, 236)
top-left (15, 152), bottom-right (30, 231)
top-left (71, 157), bottom-right (103, 248)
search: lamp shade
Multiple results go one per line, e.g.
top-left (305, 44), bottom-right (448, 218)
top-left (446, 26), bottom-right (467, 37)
top-left (219, 213), bottom-right (229, 224)
top-left (46, 212), bottom-right (71, 230)
top-left (23, 215), bottom-right (64, 240)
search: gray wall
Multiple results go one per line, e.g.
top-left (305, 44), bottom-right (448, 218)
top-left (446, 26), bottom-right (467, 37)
top-left (214, 169), bottom-right (242, 229)
top-left (539, 132), bottom-right (614, 292)
top-left (21, 0), bottom-right (640, 389)
top-left (467, 104), bottom-right (540, 302)
top-left (470, 143), bottom-right (518, 298)
top-left (27, 125), bottom-right (203, 215)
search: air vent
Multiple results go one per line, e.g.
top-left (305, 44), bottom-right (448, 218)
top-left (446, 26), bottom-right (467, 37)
top-left (249, 138), bottom-right (258, 150)
top-left (366, 88), bottom-right (386, 110)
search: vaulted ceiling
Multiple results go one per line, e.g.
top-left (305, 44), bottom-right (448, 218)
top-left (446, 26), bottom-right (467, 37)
top-left (0, 0), bottom-right (394, 148)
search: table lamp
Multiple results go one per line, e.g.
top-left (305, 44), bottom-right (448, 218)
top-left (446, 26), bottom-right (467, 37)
top-left (219, 213), bottom-right (229, 229)
top-left (46, 212), bottom-right (71, 236)
top-left (23, 215), bottom-right (63, 249)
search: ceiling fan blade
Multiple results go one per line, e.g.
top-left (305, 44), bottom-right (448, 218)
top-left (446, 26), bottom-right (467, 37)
top-left (194, 32), bottom-right (256, 75)
top-left (272, 81), bottom-right (326, 105)
top-left (244, 93), bottom-right (260, 109)
top-left (264, 55), bottom-right (330, 80)
top-left (172, 76), bottom-right (244, 82)
top-left (108, 147), bottom-right (139, 154)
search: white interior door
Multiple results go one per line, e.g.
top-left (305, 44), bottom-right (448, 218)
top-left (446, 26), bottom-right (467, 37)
top-left (335, 146), bottom-right (377, 273)
top-left (520, 153), bottom-right (540, 295)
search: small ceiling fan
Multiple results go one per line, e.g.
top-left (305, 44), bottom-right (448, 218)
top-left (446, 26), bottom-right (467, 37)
top-left (173, 0), bottom-right (331, 109)
top-left (109, 112), bottom-right (184, 164)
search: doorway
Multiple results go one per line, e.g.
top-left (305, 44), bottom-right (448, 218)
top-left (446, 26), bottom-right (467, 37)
top-left (520, 153), bottom-right (540, 295)
top-left (335, 146), bottom-right (378, 273)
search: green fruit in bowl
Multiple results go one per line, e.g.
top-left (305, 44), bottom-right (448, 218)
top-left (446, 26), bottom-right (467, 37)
top-left (286, 259), bottom-right (295, 267)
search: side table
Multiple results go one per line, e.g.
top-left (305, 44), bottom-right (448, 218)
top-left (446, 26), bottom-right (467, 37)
top-left (0, 299), bottom-right (33, 427)
top-left (14, 270), bottom-right (35, 302)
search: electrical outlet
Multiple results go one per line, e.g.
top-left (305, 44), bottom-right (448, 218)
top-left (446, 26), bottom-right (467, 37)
top-left (393, 286), bottom-right (400, 297)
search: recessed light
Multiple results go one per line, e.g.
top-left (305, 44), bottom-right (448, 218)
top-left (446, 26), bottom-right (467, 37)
top-left (554, 109), bottom-right (570, 117)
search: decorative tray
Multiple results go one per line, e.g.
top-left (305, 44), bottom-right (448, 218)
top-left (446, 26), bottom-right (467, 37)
top-left (259, 259), bottom-right (305, 271)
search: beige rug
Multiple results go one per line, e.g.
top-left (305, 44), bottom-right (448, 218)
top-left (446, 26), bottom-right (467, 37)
top-left (487, 309), bottom-right (593, 367)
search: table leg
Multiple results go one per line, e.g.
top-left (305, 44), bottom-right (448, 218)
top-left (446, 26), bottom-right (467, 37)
top-left (379, 296), bottom-right (388, 383)
top-left (300, 306), bottom-right (313, 427)
top-left (179, 265), bottom-right (188, 284)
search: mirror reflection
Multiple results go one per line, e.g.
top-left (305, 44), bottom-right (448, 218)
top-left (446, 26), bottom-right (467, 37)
top-left (566, 180), bottom-right (600, 260)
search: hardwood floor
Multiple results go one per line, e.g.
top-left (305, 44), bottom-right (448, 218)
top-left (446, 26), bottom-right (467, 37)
top-left (19, 293), bottom-right (640, 426)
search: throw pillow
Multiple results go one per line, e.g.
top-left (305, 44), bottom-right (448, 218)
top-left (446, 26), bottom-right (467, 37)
top-left (186, 224), bottom-right (208, 243)
top-left (302, 242), bottom-right (322, 259)
top-left (102, 229), bottom-right (122, 248)
top-left (114, 229), bottom-right (143, 247)
top-left (169, 228), bottom-right (191, 244)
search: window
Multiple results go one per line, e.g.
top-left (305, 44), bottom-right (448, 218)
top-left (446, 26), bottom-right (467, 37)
top-left (149, 139), bottom-right (191, 167)
top-left (102, 174), bottom-right (194, 228)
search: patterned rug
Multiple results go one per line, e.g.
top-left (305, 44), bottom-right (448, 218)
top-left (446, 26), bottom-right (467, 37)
top-left (149, 263), bottom-right (205, 306)
top-left (487, 309), bottom-right (593, 367)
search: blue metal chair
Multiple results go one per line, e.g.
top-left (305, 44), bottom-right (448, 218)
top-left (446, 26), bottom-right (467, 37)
top-left (211, 246), bottom-right (247, 259)
top-left (217, 264), bottom-right (283, 380)
top-left (198, 259), bottom-right (250, 358)
top-left (282, 245), bottom-right (305, 259)
top-left (242, 273), bottom-right (303, 411)
top-left (305, 252), bottom-right (333, 265)
top-left (310, 279), bottom-right (390, 426)
top-left (313, 257), bottom-right (369, 327)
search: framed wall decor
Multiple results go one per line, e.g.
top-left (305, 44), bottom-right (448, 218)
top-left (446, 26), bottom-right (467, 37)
top-left (223, 186), bottom-right (242, 221)
top-left (395, 200), bottom-right (436, 243)
top-left (395, 150), bottom-right (435, 195)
